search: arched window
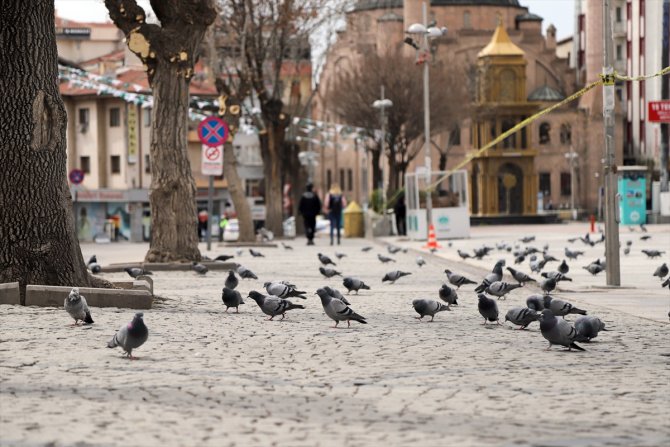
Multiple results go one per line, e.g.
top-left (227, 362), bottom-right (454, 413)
top-left (539, 122), bottom-right (551, 144)
top-left (501, 119), bottom-right (517, 149)
top-left (560, 123), bottom-right (572, 144)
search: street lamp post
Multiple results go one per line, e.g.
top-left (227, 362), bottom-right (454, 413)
top-left (406, 2), bottom-right (446, 240)
top-left (372, 87), bottom-right (393, 230)
top-left (565, 147), bottom-right (578, 220)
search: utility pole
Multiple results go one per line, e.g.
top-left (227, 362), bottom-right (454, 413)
top-left (421, 1), bottom-right (433, 236)
top-left (603, 0), bottom-right (621, 285)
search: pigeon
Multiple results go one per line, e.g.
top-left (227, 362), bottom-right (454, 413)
top-left (264, 281), bottom-right (307, 299)
top-left (663, 277), bottom-right (670, 289)
top-left (539, 277), bottom-right (557, 294)
top-left (334, 252), bottom-right (347, 259)
top-left (387, 245), bottom-right (402, 254)
top-left (541, 271), bottom-right (573, 282)
top-left (64, 287), bottom-right (94, 325)
top-left (87, 255), bottom-right (97, 265)
top-left (342, 277), bottom-right (370, 294)
top-left (281, 242), bottom-right (293, 250)
top-left (249, 248), bottom-right (264, 257)
top-left (377, 254), bottom-right (396, 263)
top-left (574, 316), bottom-right (608, 342)
top-left (107, 312), bottom-right (149, 359)
top-left (623, 246), bottom-right (631, 256)
top-left (247, 291), bottom-right (304, 320)
top-left (318, 253), bottom-right (336, 266)
top-left (514, 254), bottom-right (526, 265)
top-left (124, 267), bottom-right (153, 279)
top-left (653, 263), bottom-right (668, 279)
top-left (235, 249), bottom-right (244, 256)
top-left (438, 284), bottom-right (459, 307)
top-left (505, 307), bottom-right (541, 329)
top-left (485, 281), bottom-right (522, 300)
top-left (474, 260), bottom-right (504, 293)
top-left (506, 267), bottom-right (536, 285)
top-left (86, 255), bottom-right (101, 274)
top-left (457, 249), bottom-right (471, 260)
top-left (382, 270), bottom-right (412, 284)
top-left (316, 288), bottom-right (367, 328)
top-left (237, 265), bottom-right (258, 280)
top-left (625, 240), bottom-right (633, 247)
top-left (558, 260), bottom-right (570, 274)
top-left (582, 263), bottom-right (604, 275)
top-left (473, 246), bottom-right (493, 259)
top-left (564, 247), bottom-right (584, 260)
top-left (526, 294), bottom-right (545, 311)
top-left (192, 261), bottom-right (208, 275)
top-left (319, 266), bottom-right (342, 278)
top-left (444, 269), bottom-right (477, 289)
top-left (520, 236), bottom-right (535, 243)
top-left (477, 293), bottom-right (499, 325)
top-left (543, 295), bottom-right (587, 318)
top-left (416, 256), bottom-right (426, 268)
top-left (221, 287), bottom-right (244, 312)
top-left (641, 249), bottom-right (664, 258)
top-left (215, 254), bottom-right (235, 262)
top-left (361, 246), bottom-right (373, 252)
top-left (529, 258), bottom-right (548, 273)
top-left (539, 309), bottom-right (585, 351)
top-left (640, 235), bottom-right (652, 241)
top-left (542, 253), bottom-right (559, 263)
top-left (412, 299), bottom-right (450, 321)
top-left (322, 286), bottom-right (351, 305)
top-left (640, 223), bottom-right (647, 232)
top-left (225, 270), bottom-right (239, 289)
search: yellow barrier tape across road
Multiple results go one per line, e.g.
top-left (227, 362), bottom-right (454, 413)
top-left (425, 65), bottom-right (670, 192)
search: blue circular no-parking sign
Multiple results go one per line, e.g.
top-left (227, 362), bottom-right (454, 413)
top-left (197, 116), bottom-right (229, 147)
top-left (69, 169), bottom-right (85, 185)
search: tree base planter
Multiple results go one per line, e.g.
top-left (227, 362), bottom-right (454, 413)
top-left (0, 283), bottom-right (21, 305)
top-left (25, 285), bottom-right (152, 309)
top-left (101, 262), bottom-right (237, 273)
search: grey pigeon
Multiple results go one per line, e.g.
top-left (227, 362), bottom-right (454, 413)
top-left (438, 284), bottom-right (459, 307)
top-left (663, 277), bottom-right (670, 289)
top-left (247, 291), bottom-right (304, 320)
top-left (541, 271), bottom-right (573, 282)
top-left (505, 307), bottom-right (541, 329)
top-left (653, 263), bottom-right (668, 279)
top-left (641, 249), bottom-right (664, 259)
top-left (237, 265), bottom-right (258, 280)
top-left (640, 235), bottom-right (652, 241)
top-left (215, 254), bottom-right (234, 261)
top-left (444, 269), bottom-right (477, 289)
top-left (574, 315), bottom-right (607, 341)
top-left (107, 312), bottom-right (149, 359)
top-left (540, 277), bottom-right (557, 294)
top-left (318, 253), bottom-right (336, 266)
top-left (221, 287), bottom-right (244, 312)
top-left (477, 293), bottom-right (499, 325)
top-left (86, 255), bottom-right (101, 274)
top-left (192, 261), bottom-right (208, 275)
top-left (316, 288), bottom-right (367, 328)
top-left (542, 253), bottom-right (559, 263)
top-left (412, 299), bottom-right (450, 321)
top-left (526, 294), bottom-right (545, 311)
top-left (474, 260), bottom-right (504, 293)
top-left (457, 249), bottom-right (471, 260)
top-left (64, 287), bottom-right (94, 325)
top-left (640, 223), bottom-right (647, 232)
top-left (529, 258), bottom-right (548, 273)
top-left (625, 240), bottom-right (633, 247)
top-left (582, 263), bottom-right (604, 275)
top-left (387, 245), bottom-right (402, 254)
top-left (235, 249), bottom-right (244, 256)
top-left (281, 242), bottom-right (293, 250)
top-left (124, 267), bottom-right (153, 278)
top-left (361, 246), bottom-right (373, 252)
top-left (543, 295), bottom-right (587, 318)
top-left (485, 281), bottom-right (522, 300)
top-left (323, 286), bottom-right (351, 305)
top-left (377, 254), bottom-right (396, 263)
top-left (539, 309), bottom-right (585, 351)
top-left (520, 236), bottom-right (535, 243)
top-left (623, 246), bottom-right (631, 256)
top-left (514, 254), bottom-right (526, 264)
top-left (382, 270), bottom-right (411, 284)
top-left (264, 281), bottom-right (307, 299)
top-left (225, 270), bottom-right (239, 290)
top-left (564, 247), bottom-right (584, 260)
top-left (416, 256), bottom-right (426, 268)
top-left (558, 259), bottom-right (569, 274)
top-left (319, 266), bottom-right (342, 278)
top-left (249, 248), bottom-right (264, 257)
top-left (342, 277), bottom-right (370, 294)
top-left (506, 267), bottom-right (535, 285)
top-left (87, 255), bottom-right (97, 265)
top-left (334, 252), bottom-right (347, 259)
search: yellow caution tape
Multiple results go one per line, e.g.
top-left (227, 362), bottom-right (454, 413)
top-left (425, 65), bottom-right (670, 192)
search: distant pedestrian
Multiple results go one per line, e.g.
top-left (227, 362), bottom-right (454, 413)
top-left (298, 183), bottom-right (321, 245)
top-left (324, 184), bottom-right (347, 245)
top-left (198, 210), bottom-right (208, 241)
top-left (394, 194), bottom-right (406, 236)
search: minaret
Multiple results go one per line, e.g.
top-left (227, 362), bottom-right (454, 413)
top-left (403, 0), bottom-right (424, 33)
top-left (579, 0), bottom-right (604, 111)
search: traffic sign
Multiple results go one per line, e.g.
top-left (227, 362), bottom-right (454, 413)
top-left (201, 144), bottom-right (223, 176)
top-left (69, 169), bottom-right (85, 185)
top-left (198, 116), bottom-right (229, 147)
top-left (648, 100), bottom-right (670, 122)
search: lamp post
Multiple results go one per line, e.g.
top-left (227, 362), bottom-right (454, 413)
top-left (406, 1), bottom-right (446, 239)
top-left (565, 147), bottom-right (578, 220)
top-left (372, 87), bottom-right (393, 228)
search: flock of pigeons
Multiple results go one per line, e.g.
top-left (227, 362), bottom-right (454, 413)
top-left (71, 228), bottom-right (668, 358)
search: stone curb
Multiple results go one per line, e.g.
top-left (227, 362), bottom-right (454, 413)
top-left (101, 261), bottom-right (237, 273)
top-left (0, 282), bottom-right (20, 305)
top-left (25, 285), bottom-right (152, 309)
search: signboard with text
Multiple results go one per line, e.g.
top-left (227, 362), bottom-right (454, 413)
top-left (201, 145), bottom-right (223, 176)
top-left (126, 104), bottom-right (138, 164)
top-left (648, 100), bottom-right (670, 122)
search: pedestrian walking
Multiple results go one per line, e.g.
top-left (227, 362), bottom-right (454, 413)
top-left (324, 184), bottom-right (347, 245)
top-left (298, 183), bottom-right (321, 245)
top-left (394, 194), bottom-right (406, 236)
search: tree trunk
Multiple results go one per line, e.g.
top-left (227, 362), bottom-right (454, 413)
top-left (0, 0), bottom-right (90, 302)
top-left (223, 141), bottom-right (255, 242)
top-left (370, 145), bottom-right (382, 196)
top-left (260, 122), bottom-right (286, 237)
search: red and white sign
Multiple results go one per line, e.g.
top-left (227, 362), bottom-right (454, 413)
top-left (648, 100), bottom-right (670, 123)
top-left (201, 144), bottom-right (223, 176)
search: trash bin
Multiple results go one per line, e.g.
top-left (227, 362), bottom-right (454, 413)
top-left (343, 201), bottom-right (364, 237)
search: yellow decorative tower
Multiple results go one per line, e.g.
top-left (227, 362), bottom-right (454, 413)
top-left (470, 19), bottom-right (539, 216)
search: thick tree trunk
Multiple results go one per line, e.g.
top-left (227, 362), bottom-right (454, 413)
top-left (0, 0), bottom-right (90, 302)
top-left (260, 122), bottom-right (286, 237)
top-left (223, 142), bottom-right (254, 242)
top-left (370, 145), bottom-right (382, 196)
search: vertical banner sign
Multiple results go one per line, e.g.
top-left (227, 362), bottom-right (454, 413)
top-left (201, 145), bottom-right (224, 176)
top-left (127, 104), bottom-right (138, 164)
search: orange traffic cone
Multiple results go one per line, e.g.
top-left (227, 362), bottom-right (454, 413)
top-left (424, 224), bottom-right (441, 250)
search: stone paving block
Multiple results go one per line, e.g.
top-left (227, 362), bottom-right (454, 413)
top-left (111, 279), bottom-right (152, 294)
top-left (0, 282), bottom-right (20, 305)
top-left (25, 285), bottom-right (152, 309)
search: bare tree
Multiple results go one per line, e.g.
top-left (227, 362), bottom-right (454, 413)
top-left (0, 0), bottom-right (113, 302)
top-left (104, 0), bottom-right (216, 262)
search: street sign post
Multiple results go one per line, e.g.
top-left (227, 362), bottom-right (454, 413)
top-left (198, 116), bottom-right (229, 147)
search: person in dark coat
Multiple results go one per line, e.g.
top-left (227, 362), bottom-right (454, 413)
top-left (298, 183), bottom-right (321, 245)
top-left (394, 194), bottom-right (407, 236)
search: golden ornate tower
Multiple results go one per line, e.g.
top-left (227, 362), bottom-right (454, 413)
top-left (470, 19), bottom-right (539, 216)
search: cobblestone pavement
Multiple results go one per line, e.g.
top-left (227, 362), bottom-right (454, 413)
top-left (1, 226), bottom-right (669, 446)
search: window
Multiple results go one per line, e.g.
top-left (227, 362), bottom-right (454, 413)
top-left (78, 108), bottom-right (89, 124)
top-left (463, 11), bottom-right (471, 29)
top-left (144, 154), bottom-right (151, 173)
top-left (326, 169), bottom-right (332, 189)
top-left (143, 108), bottom-right (151, 127)
top-left (111, 155), bottom-right (121, 174)
top-left (616, 6), bottom-right (622, 22)
top-left (539, 172), bottom-right (551, 197)
top-left (80, 156), bottom-right (90, 174)
top-left (449, 126), bottom-right (461, 146)
top-left (347, 169), bottom-right (353, 191)
top-left (616, 44), bottom-right (623, 61)
top-left (560, 172), bottom-right (571, 196)
top-left (560, 124), bottom-right (572, 144)
top-left (109, 107), bottom-right (121, 127)
top-left (501, 119), bottom-right (517, 149)
top-left (539, 122), bottom-right (551, 144)
top-left (339, 169), bottom-right (345, 188)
